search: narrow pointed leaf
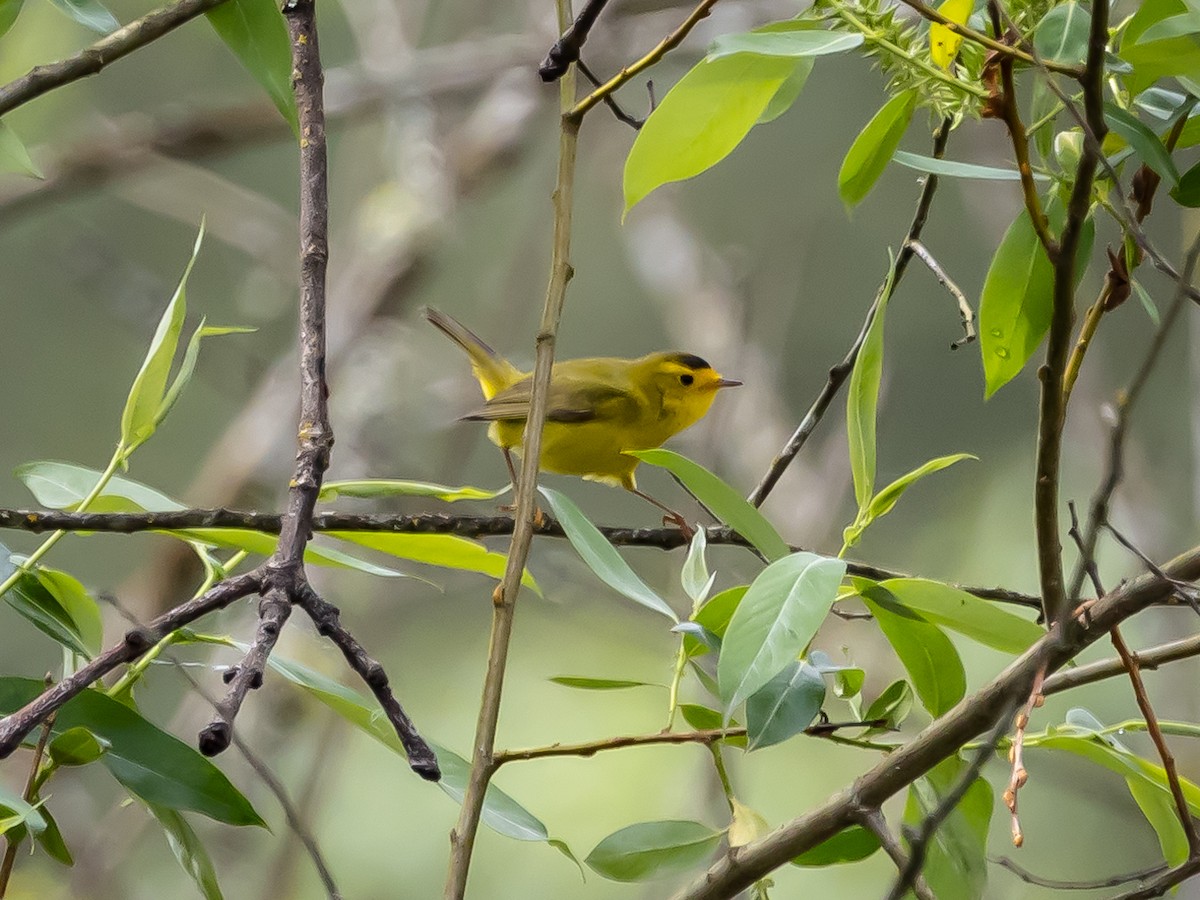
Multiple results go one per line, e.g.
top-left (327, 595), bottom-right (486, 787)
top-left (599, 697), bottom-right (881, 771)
top-left (1104, 102), bottom-right (1181, 187)
top-left (792, 825), bottom-right (881, 866)
top-left (327, 530), bottom-right (536, 590)
top-left (549, 677), bottom-right (661, 690)
top-left (903, 755), bottom-right (992, 900)
top-left (893, 150), bottom-right (1047, 181)
top-left (846, 267), bottom-right (892, 513)
top-left (628, 449), bottom-right (789, 562)
top-left (838, 90), bottom-right (918, 207)
top-left (539, 486), bottom-right (675, 620)
top-left (0, 0), bottom-right (25, 37)
top-left (47, 0), bottom-right (117, 32)
top-left (708, 28), bottom-right (863, 60)
top-left (0, 120), bottom-right (41, 178)
top-left (681, 527), bottom-right (711, 604)
top-left (875, 578), bottom-right (1043, 653)
top-left (206, 0), bottom-right (298, 132)
top-left (148, 804), bottom-right (225, 900)
top-left (320, 480), bottom-right (508, 502)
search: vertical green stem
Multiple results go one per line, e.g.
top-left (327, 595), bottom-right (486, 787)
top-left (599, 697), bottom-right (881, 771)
top-left (665, 638), bottom-right (689, 729)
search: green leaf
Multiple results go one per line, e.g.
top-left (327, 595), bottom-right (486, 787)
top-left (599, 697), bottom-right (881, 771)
top-left (685, 586), bottom-right (746, 657)
top-left (1121, 35), bottom-right (1200, 95)
top-left (539, 486), bottom-right (676, 621)
top-left (810, 650), bottom-right (865, 699)
top-left (319, 480), bottom-right (508, 502)
top-left (33, 805), bottom-right (72, 865)
top-left (326, 530), bottom-right (535, 590)
top-left (180, 529), bottom-right (407, 579)
top-left (0, 785), bottom-right (45, 837)
top-left (904, 755), bottom-right (992, 900)
top-left (0, 120), bottom-right (41, 178)
top-left (206, 0), bottom-right (298, 132)
top-left (0, 562), bottom-right (88, 657)
top-left (845, 453), bottom-right (974, 547)
top-left (681, 527), bottom-right (713, 605)
top-left (0, 0), bottom-right (25, 37)
top-left (156, 323), bottom-right (255, 432)
top-left (717, 552), bottom-right (846, 716)
top-left (792, 825), bottom-right (881, 866)
top-left (862, 586), bottom-right (965, 717)
top-left (46, 0), bottom-right (117, 32)
top-left (624, 51), bottom-right (799, 213)
top-left (0, 679), bottom-right (264, 826)
top-left (549, 677), bottom-right (661, 690)
top-left (120, 224), bottom-right (205, 452)
top-left (892, 150), bottom-right (1048, 182)
top-left (1132, 279), bottom-right (1162, 324)
top-left (1104, 103), bottom-right (1181, 188)
top-left (838, 90), bottom-right (918, 207)
top-left (874, 578), bottom-right (1043, 653)
top-left (707, 28), bottom-right (864, 60)
top-left (1032, 2), bottom-right (1090, 65)
top-left (1127, 776), bottom-right (1189, 866)
top-left (1170, 157), bottom-right (1200, 205)
top-left (728, 797), bottom-right (770, 847)
top-left (259, 653), bottom-right (561, 846)
top-left (17, 460), bottom-right (185, 512)
top-left (846, 266), bottom-right (892, 513)
top-left (978, 198), bottom-right (1093, 396)
top-left (36, 567), bottom-right (103, 657)
top-left (585, 820), bottom-right (723, 882)
top-left (678, 704), bottom-right (747, 746)
top-left (862, 679), bottom-right (914, 731)
top-left (745, 661), bottom-right (825, 750)
top-left (148, 804), bottom-right (225, 900)
top-left (758, 60), bottom-right (814, 124)
top-left (48, 726), bottom-right (109, 766)
top-left (627, 449), bottom-right (789, 562)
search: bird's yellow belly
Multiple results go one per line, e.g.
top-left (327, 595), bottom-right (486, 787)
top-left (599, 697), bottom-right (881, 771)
top-left (490, 419), bottom-right (646, 488)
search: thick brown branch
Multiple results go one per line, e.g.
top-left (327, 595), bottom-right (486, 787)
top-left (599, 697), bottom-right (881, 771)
top-left (671, 545), bottom-right (1200, 899)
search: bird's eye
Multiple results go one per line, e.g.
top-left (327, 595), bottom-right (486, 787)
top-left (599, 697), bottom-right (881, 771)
top-left (679, 374), bottom-right (694, 386)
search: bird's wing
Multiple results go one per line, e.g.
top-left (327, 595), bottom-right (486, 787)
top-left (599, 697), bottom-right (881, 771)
top-left (462, 375), bottom-right (637, 424)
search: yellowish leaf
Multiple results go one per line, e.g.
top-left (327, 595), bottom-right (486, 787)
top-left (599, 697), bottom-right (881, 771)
top-left (728, 798), bottom-right (770, 848)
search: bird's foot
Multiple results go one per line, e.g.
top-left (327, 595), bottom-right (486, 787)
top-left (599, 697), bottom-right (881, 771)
top-left (662, 514), bottom-right (695, 542)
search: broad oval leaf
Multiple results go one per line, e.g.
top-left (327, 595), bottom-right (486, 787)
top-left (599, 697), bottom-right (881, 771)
top-left (678, 703), bottom-right (747, 746)
top-left (708, 28), bottom-right (863, 60)
top-left (978, 199), bottom-right (1093, 397)
top-left (585, 820), bottom-right (723, 882)
top-left (0, 549), bottom-right (98, 658)
top-left (627, 449), bottom-right (789, 562)
top-left (876, 578), bottom-right (1043, 653)
top-left (728, 798), bottom-right (769, 847)
top-left (320, 479), bottom-right (507, 502)
top-left (624, 52), bottom-right (800, 213)
top-left (792, 825), bottom-right (881, 866)
top-left (206, 0), bottom-right (299, 132)
top-left (0, 0), bottom-right (25, 38)
top-left (48, 726), bottom-right (109, 766)
top-left (838, 90), bottom-right (918, 207)
top-left (539, 486), bottom-right (676, 620)
top-left (717, 552), bottom-right (846, 715)
top-left (862, 587), bottom-right (965, 717)
top-left (862, 678), bottom-right (914, 731)
top-left (0, 679), bottom-right (264, 826)
top-left (1033, 2), bottom-right (1090, 65)
top-left (326, 530), bottom-right (536, 590)
top-left (903, 755), bottom-right (992, 900)
top-left (745, 660), bottom-right (825, 750)
top-left (17, 460), bottom-right (184, 512)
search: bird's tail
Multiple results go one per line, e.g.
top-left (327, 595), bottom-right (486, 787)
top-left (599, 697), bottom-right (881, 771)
top-left (424, 307), bottom-right (521, 399)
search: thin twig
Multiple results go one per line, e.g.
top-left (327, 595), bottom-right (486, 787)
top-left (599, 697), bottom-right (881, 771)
top-left (1115, 857), bottom-right (1200, 899)
top-left (567, 0), bottom-right (720, 121)
top-left (859, 809), bottom-right (934, 900)
top-left (992, 855), bottom-right (1167, 890)
top-left (539, 0), bottom-right (613, 82)
top-left (0, 507), bottom-right (1047, 609)
top-left (576, 59), bottom-right (643, 128)
top-left (443, 3), bottom-right (580, 892)
top-left (0, 0), bottom-right (230, 117)
top-left (748, 119), bottom-right (953, 507)
top-left (1044, 633), bottom-right (1200, 696)
top-left (1067, 234), bottom-right (1200, 601)
top-left (1104, 522), bottom-right (1200, 615)
top-left (905, 239), bottom-right (976, 348)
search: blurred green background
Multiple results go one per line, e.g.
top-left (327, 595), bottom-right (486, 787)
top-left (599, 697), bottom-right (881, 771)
top-left (1, 0), bottom-right (1197, 897)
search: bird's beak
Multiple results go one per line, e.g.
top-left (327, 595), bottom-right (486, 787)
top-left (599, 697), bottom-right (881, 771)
top-left (714, 377), bottom-right (742, 389)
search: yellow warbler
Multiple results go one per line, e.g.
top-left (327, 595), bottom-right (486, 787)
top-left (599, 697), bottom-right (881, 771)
top-left (426, 308), bottom-right (741, 534)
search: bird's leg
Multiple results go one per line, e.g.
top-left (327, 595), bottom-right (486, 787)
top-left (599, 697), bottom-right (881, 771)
top-left (499, 447), bottom-right (544, 527)
top-left (629, 487), bottom-right (695, 541)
